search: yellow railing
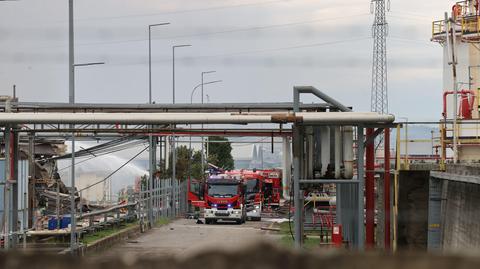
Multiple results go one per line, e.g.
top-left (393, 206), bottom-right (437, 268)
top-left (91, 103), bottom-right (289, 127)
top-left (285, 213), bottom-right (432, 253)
top-left (432, 20), bottom-right (447, 37)
top-left (461, 16), bottom-right (480, 37)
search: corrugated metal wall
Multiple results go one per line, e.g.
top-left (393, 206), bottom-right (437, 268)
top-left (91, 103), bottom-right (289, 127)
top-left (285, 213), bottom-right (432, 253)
top-left (0, 160), bottom-right (29, 233)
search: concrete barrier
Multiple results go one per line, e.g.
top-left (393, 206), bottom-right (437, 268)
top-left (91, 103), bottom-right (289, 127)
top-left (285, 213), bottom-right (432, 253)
top-left (80, 225), bottom-right (142, 254)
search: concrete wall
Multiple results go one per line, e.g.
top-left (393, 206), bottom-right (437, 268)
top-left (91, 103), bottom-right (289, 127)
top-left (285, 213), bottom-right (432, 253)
top-left (397, 170), bottom-right (430, 250)
top-left (429, 164), bottom-right (480, 252)
top-left (442, 180), bottom-right (480, 251)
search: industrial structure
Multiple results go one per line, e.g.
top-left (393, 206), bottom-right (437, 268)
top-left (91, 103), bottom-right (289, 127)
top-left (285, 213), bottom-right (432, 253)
top-left (432, 0), bottom-right (480, 163)
top-left (392, 0), bottom-right (480, 252)
top-left (3, 0), bottom-right (480, 262)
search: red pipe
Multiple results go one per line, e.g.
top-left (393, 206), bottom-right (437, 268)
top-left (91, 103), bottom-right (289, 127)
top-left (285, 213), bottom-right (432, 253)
top-left (442, 90), bottom-right (477, 118)
top-left (384, 128), bottom-right (391, 251)
top-left (365, 128), bottom-right (375, 248)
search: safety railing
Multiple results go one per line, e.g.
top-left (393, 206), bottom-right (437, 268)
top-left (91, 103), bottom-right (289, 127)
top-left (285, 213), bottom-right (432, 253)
top-left (139, 177), bottom-right (188, 228)
top-left (396, 123), bottom-right (443, 171)
top-left (432, 20), bottom-right (447, 39)
top-left (461, 16), bottom-right (480, 40)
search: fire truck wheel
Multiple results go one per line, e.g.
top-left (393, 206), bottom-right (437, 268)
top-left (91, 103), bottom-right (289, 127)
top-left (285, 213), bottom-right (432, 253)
top-left (205, 218), bottom-right (211, 224)
top-left (252, 217), bottom-right (261, 221)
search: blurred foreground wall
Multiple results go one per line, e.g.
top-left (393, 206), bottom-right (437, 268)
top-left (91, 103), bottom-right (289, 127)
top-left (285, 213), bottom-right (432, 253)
top-left (1, 243), bottom-right (480, 269)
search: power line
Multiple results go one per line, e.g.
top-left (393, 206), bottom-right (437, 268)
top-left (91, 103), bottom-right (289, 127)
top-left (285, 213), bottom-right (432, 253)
top-left (72, 13), bottom-right (370, 48)
top-left (73, 0), bottom-right (290, 22)
top-left (109, 36), bottom-right (370, 66)
top-left (389, 36), bottom-right (433, 45)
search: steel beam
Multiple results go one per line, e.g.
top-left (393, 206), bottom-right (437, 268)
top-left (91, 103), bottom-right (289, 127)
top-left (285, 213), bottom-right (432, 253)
top-left (3, 102), bottom-right (329, 113)
top-left (4, 126), bottom-right (11, 250)
top-left (11, 130), bottom-right (19, 248)
top-left (357, 126), bottom-right (365, 250)
top-left (292, 125), bottom-right (304, 248)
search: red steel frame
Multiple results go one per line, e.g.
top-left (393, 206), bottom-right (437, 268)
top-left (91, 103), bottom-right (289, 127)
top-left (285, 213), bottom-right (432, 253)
top-left (384, 128), bottom-right (391, 250)
top-left (365, 128), bottom-right (375, 248)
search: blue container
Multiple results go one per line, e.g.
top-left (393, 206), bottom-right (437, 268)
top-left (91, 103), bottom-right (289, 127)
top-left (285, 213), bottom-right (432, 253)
top-left (61, 216), bottom-right (71, 229)
top-left (48, 218), bottom-right (58, 230)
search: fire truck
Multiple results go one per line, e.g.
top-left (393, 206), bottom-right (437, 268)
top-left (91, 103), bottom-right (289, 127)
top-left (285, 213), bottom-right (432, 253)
top-left (242, 172), bottom-right (264, 221)
top-left (259, 169), bottom-right (282, 208)
top-left (203, 175), bottom-right (247, 224)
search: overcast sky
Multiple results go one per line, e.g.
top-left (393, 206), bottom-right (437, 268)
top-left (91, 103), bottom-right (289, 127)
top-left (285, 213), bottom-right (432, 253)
top-left (0, 0), bottom-right (452, 121)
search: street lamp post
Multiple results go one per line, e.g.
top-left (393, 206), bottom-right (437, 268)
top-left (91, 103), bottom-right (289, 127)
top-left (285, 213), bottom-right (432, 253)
top-left (147, 22), bottom-right (169, 226)
top-left (201, 71), bottom-right (216, 104)
top-left (171, 44), bottom-right (191, 217)
top-left (172, 44), bottom-right (192, 104)
top-left (69, 61), bottom-right (105, 252)
top-left (200, 71), bottom-right (216, 175)
top-left (190, 80), bottom-right (222, 104)
top-left (148, 23), bottom-right (170, 104)
top-left (189, 79), bottom-right (222, 185)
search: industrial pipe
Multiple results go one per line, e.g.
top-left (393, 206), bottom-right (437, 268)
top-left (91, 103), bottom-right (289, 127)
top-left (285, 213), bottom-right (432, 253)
top-left (0, 112), bottom-right (395, 125)
top-left (320, 126), bottom-right (330, 177)
top-left (443, 90), bottom-right (476, 118)
top-left (282, 136), bottom-right (292, 200)
top-left (334, 127), bottom-right (342, 179)
top-left (293, 86), bottom-right (352, 112)
top-left (342, 126), bottom-right (354, 179)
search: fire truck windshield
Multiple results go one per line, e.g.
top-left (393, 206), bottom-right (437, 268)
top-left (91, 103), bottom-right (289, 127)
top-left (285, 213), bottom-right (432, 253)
top-left (208, 184), bottom-right (238, 197)
top-left (246, 179), bottom-right (260, 193)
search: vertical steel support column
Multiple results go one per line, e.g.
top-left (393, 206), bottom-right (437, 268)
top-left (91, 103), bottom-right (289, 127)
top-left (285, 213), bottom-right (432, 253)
top-left (384, 128), bottom-right (391, 250)
top-left (4, 126), bottom-right (11, 250)
top-left (28, 133), bottom-right (34, 228)
top-left (68, 0), bottom-right (75, 104)
top-left (148, 135), bottom-right (156, 227)
top-left (393, 124), bottom-right (401, 250)
top-left (365, 128), bottom-right (375, 248)
top-left (172, 137), bottom-right (177, 217)
top-left (11, 130), bottom-right (19, 248)
top-left (293, 125), bottom-right (304, 249)
top-left (306, 127), bottom-right (314, 179)
top-left (68, 0), bottom-right (77, 253)
top-left (70, 125), bottom-right (77, 252)
top-left (357, 126), bottom-right (365, 250)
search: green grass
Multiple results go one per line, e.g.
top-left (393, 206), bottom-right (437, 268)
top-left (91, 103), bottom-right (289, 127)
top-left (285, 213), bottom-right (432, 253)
top-left (279, 235), bottom-right (322, 250)
top-left (81, 221), bottom-right (138, 245)
top-left (81, 218), bottom-right (171, 245)
top-left (154, 217), bottom-right (171, 227)
top-left (276, 221), bottom-right (322, 250)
